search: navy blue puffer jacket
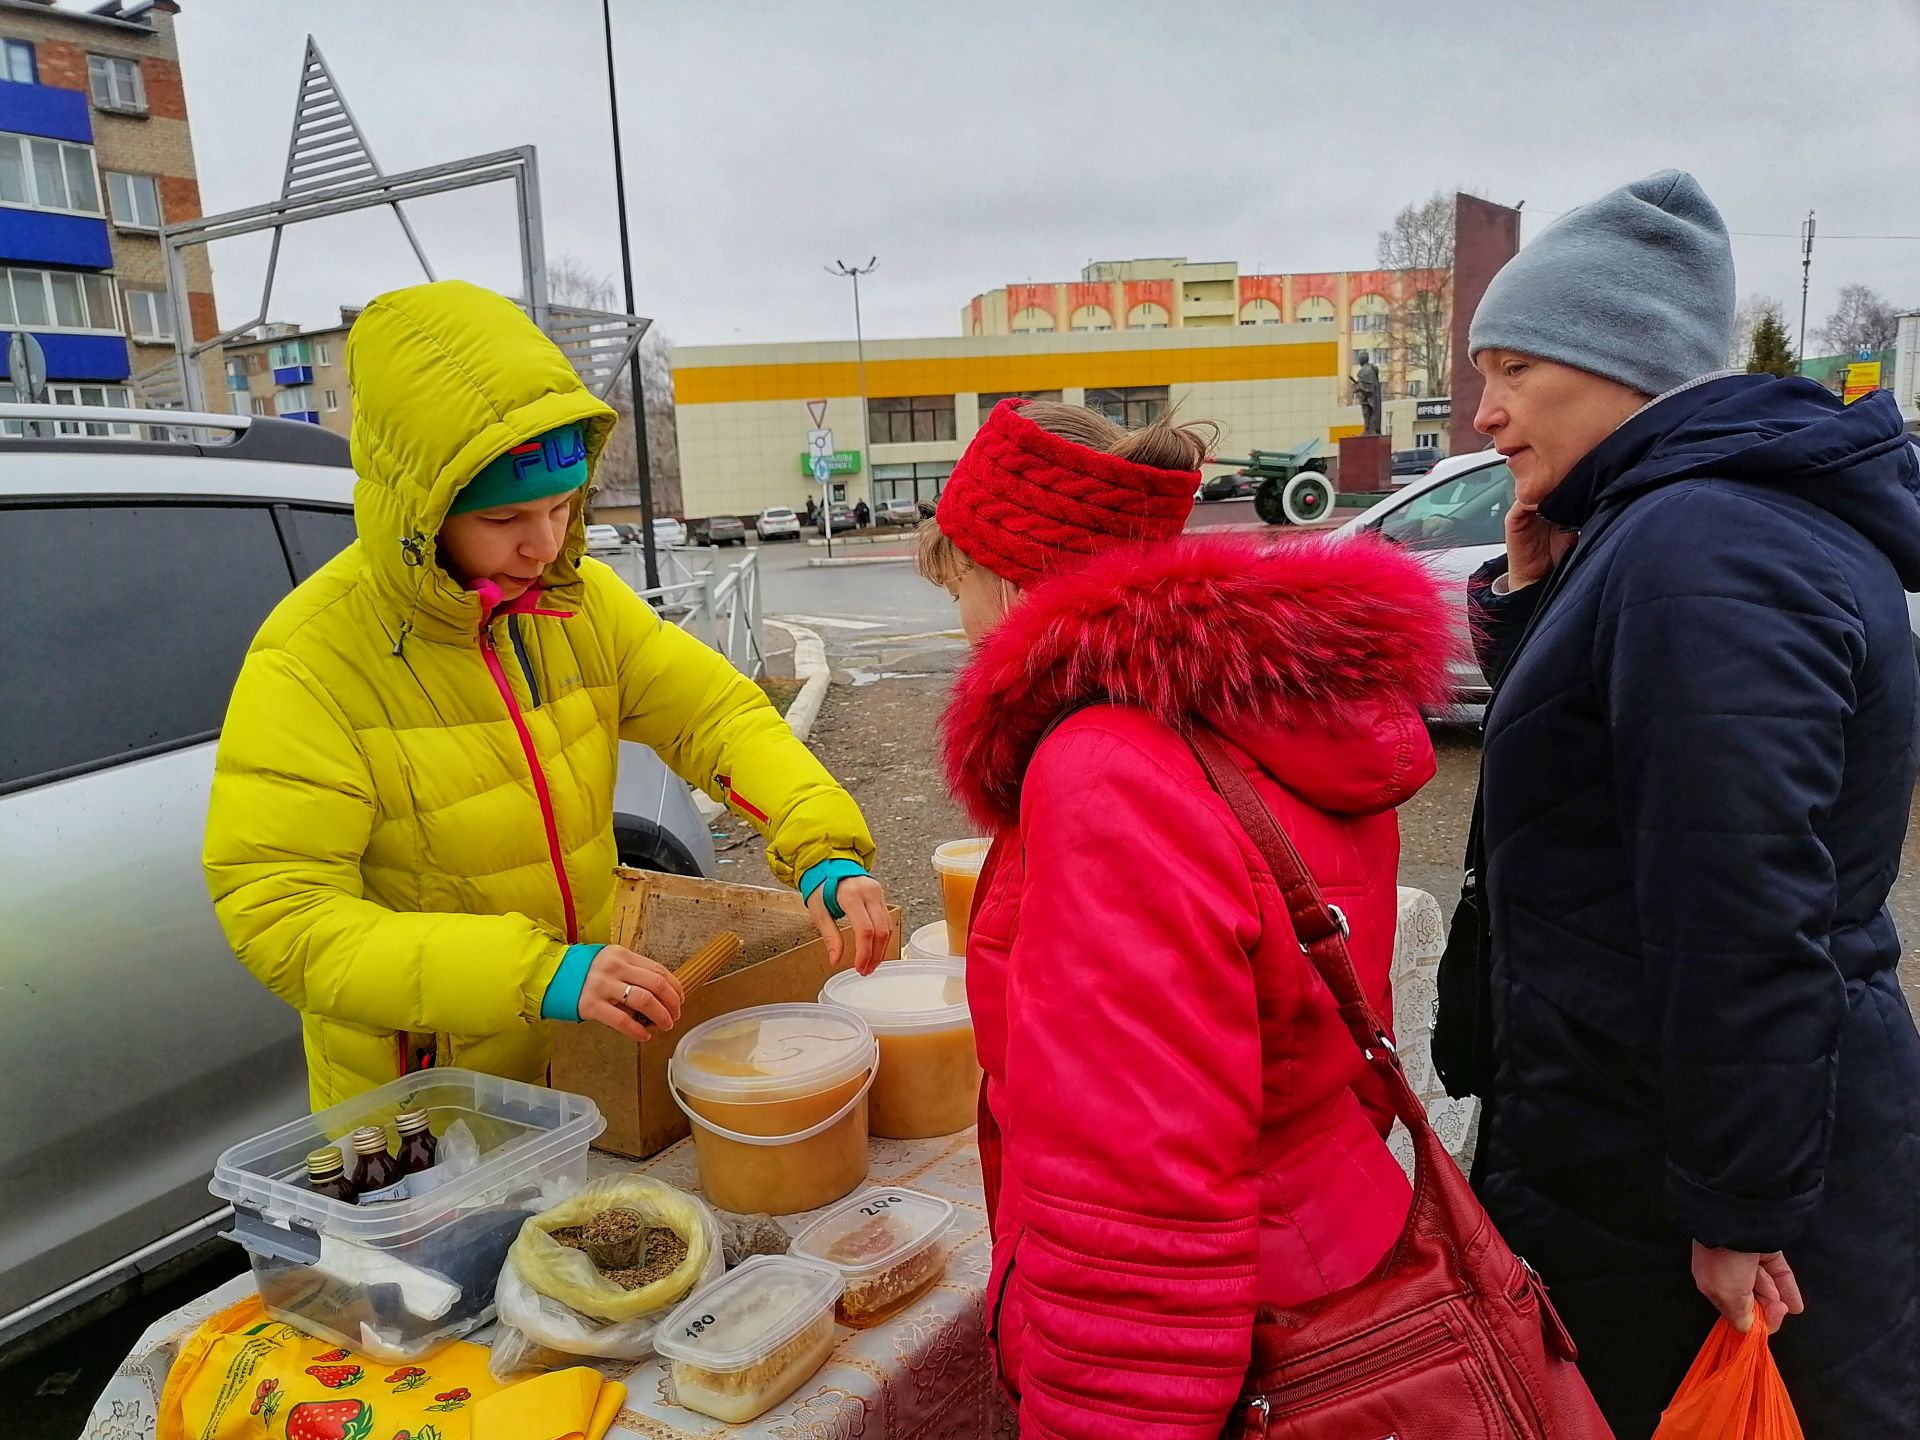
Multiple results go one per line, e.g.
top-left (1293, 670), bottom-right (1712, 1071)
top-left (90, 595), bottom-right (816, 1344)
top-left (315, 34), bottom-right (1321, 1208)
top-left (1468, 375), bottom-right (1920, 1438)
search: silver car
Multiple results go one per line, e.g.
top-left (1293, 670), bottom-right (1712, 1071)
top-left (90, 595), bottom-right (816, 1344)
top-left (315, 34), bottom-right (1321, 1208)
top-left (0, 403), bottom-right (715, 1351)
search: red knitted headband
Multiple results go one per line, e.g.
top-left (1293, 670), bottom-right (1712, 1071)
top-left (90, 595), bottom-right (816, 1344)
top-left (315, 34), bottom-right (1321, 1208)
top-left (935, 399), bottom-right (1199, 587)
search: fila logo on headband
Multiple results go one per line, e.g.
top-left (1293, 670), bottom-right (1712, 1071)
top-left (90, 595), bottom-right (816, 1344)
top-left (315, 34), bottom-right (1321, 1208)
top-left (509, 427), bottom-right (588, 480)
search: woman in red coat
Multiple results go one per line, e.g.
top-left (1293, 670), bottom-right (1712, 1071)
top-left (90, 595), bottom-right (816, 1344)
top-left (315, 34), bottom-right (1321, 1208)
top-left (921, 399), bottom-right (1455, 1439)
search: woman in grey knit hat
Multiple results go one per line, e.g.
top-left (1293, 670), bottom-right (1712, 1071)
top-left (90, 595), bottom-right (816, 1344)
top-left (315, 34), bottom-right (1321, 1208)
top-left (1438, 168), bottom-right (1920, 1437)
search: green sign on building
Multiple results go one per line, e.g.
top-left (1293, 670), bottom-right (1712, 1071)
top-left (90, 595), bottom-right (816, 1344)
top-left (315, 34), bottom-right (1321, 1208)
top-left (798, 449), bottom-right (862, 476)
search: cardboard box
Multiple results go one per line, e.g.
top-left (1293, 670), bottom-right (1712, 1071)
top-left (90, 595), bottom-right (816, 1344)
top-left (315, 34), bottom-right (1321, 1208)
top-left (549, 867), bottom-right (903, 1159)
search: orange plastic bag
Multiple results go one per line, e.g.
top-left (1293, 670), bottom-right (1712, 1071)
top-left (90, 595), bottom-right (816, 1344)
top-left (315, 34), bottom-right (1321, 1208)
top-left (1652, 1309), bottom-right (1804, 1440)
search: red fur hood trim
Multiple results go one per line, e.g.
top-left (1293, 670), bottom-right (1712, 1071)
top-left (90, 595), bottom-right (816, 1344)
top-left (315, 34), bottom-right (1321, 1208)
top-left (941, 532), bottom-right (1458, 828)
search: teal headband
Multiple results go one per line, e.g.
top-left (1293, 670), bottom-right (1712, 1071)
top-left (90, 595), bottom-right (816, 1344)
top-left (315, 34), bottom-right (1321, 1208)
top-left (448, 423), bottom-right (589, 516)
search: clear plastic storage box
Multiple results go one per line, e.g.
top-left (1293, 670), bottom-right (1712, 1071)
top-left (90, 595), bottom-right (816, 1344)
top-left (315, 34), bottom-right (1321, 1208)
top-left (655, 1255), bottom-right (844, 1423)
top-left (789, 1187), bottom-right (956, 1324)
top-left (209, 1068), bottom-right (604, 1362)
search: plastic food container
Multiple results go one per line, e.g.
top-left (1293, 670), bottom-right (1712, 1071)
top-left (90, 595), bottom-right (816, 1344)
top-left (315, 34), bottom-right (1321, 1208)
top-left (655, 1255), bottom-right (843, 1423)
top-left (789, 1187), bottom-right (956, 1325)
top-left (669, 1004), bottom-right (876, 1215)
top-left (903, 921), bottom-right (963, 962)
top-left (931, 838), bottom-right (990, 957)
top-left (210, 1068), bottom-right (603, 1362)
top-left (819, 961), bottom-right (979, 1139)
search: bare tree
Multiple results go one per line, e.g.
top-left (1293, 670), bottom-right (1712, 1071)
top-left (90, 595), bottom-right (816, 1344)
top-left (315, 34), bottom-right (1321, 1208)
top-left (1730, 292), bottom-right (1786, 369)
top-left (1817, 283), bottom-right (1899, 358)
top-left (1377, 192), bottom-right (1454, 399)
top-left (545, 254), bottom-right (683, 515)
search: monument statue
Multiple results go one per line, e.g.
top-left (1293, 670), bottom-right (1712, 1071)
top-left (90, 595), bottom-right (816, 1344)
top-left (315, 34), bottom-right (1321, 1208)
top-left (1352, 357), bottom-right (1383, 436)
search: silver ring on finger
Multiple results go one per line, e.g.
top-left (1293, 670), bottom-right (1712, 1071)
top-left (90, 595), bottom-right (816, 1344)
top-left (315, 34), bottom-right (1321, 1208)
top-left (620, 982), bottom-right (633, 1008)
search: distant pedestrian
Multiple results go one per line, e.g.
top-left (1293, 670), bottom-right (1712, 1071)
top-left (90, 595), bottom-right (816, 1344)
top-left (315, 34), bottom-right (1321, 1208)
top-left (804, 495), bottom-right (819, 526)
top-left (854, 499), bottom-right (871, 529)
top-left (1443, 169), bottom-right (1920, 1437)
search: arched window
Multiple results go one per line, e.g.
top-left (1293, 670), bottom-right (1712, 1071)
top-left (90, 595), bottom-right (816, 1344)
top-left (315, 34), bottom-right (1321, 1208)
top-left (1069, 304), bottom-right (1113, 332)
top-left (1012, 305), bottom-right (1055, 333)
top-left (1295, 295), bottom-right (1336, 325)
top-left (1126, 302), bottom-right (1170, 330)
top-left (1351, 293), bottom-right (1391, 334)
top-left (1238, 298), bottom-right (1281, 326)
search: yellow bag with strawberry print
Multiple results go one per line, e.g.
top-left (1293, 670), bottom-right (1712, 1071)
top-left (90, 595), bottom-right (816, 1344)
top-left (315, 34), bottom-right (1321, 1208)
top-left (158, 1295), bottom-right (624, 1440)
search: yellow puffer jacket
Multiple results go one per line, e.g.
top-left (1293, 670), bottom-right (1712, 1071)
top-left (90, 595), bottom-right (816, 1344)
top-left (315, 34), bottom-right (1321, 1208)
top-left (204, 281), bottom-right (874, 1111)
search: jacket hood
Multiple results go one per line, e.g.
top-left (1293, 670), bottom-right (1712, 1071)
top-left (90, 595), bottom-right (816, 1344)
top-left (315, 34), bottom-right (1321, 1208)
top-left (1543, 375), bottom-right (1920, 587)
top-left (345, 280), bottom-right (618, 643)
top-left (942, 533), bottom-right (1458, 829)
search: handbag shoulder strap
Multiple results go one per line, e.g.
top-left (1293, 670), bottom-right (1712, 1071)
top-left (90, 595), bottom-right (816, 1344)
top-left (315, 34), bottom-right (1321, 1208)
top-left (1187, 726), bottom-right (1430, 1134)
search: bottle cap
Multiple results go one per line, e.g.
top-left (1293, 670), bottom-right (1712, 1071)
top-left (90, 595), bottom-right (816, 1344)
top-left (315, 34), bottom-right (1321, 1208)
top-left (394, 1109), bottom-right (430, 1136)
top-left (349, 1125), bottom-right (391, 1155)
top-left (306, 1147), bottom-right (345, 1178)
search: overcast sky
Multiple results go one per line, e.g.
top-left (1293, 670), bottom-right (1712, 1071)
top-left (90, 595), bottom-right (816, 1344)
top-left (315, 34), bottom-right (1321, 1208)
top-left (163, 0), bottom-right (1919, 353)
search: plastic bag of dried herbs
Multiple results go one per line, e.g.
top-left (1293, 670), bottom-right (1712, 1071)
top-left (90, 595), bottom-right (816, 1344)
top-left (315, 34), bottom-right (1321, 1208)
top-left (491, 1176), bottom-right (723, 1377)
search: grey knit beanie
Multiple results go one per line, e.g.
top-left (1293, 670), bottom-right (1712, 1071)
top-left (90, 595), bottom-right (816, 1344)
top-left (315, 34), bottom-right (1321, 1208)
top-left (1468, 169), bottom-right (1736, 397)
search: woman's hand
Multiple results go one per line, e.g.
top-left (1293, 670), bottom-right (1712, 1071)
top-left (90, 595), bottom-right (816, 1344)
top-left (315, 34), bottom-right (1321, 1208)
top-left (808, 875), bottom-right (893, 975)
top-left (1691, 1241), bottom-right (1803, 1334)
top-left (578, 945), bottom-right (683, 1042)
top-left (1505, 500), bottom-right (1578, 590)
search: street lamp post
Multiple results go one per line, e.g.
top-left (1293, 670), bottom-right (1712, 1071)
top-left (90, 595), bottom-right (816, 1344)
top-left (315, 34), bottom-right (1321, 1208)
top-left (1797, 210), bottom-right (1816, 369)
top-left (602, 0), bottom-right (660, 590)
top-left (828, 258), bottom-right (877, 527)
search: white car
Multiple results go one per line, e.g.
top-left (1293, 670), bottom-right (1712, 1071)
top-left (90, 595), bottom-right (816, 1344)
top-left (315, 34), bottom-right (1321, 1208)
top-left (652, 516), bottom-right (688, 548)
top-left (585, 522), bottom-right (625, 555)
top-left (757, 506), bottom-right (802, 541)
top-left (1343, 442), bottom-right (1920, 722)
top-left (1335, 450), bottom-right (1515, 721)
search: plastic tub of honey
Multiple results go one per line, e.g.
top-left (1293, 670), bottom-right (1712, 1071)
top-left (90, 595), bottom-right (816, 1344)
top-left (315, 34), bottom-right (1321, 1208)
top-left (669, 1004), bottom-right (875, 1215)
top-left (789, 1187), bottom-right (956, 1326)
top-left (931, 838), bottom-right (990, 957)
top-left (655, 1255), bottom-right (843, 1423)
top-left (819, 961), bottom-right (978, 1140)
top-left (903, 921), bottom-right (963, 962)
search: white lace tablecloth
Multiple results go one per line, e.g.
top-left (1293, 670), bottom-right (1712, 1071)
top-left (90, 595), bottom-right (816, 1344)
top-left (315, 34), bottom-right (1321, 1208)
top-left (84, 889), bottom-right (1452, 1439)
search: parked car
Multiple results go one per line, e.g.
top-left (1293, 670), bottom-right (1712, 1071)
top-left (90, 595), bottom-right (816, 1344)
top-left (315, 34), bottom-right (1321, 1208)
top-left (612, 522), bottom-right (644, 546)
top-left (873, 498), bottom-right (920, 527)
top-left (817, 503), bottom-right (857, 535)
top-left (0, 403), bottom-right (716, 1354)
top-left (1334, 450), bottom-right (1512, 721)
top-left (1199, 471), bottom-right (1258, 501)
top-left (757, 506), bottom-right (802, 541)
top-left (652, 516), bottom-right (688, 548)
top-left (692, 515), bottom-right (747, 547)
top-left (585, 522), bottom-right (625, 555)
top-left (1345, 440), bottom-right (1920, 723)
top-left (1391, 446), bottom-right (1447, 482)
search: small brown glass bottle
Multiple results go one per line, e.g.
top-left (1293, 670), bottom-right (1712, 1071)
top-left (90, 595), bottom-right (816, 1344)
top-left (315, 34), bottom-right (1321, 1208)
top-left (305, 1147), bottom-right (358, 1203)
top-left (347, 1125), bottom-right (406, 1202)
top-left (394, 1109), bottom-right (437, 1176)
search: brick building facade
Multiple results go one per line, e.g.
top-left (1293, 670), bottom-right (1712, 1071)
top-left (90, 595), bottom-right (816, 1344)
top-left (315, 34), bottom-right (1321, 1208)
top-left (0, 0), bottom-right (220, 418)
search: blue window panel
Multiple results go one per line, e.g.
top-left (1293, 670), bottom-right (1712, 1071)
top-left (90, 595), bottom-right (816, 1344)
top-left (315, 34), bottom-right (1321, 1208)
top-left (0, 208), bottom-right (112, 268)
top-left (282, 410), bottom-right (320, 425)
top-left (0, 80), bottom-right (93, 144)
top-left (272, 364), bottom-right (313, 386)
top-left (0, 331), bottom-right (131, 382)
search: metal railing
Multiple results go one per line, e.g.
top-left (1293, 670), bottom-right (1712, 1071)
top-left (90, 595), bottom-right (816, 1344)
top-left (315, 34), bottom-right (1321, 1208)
top-left (599, 543), bottom-right (765, 679)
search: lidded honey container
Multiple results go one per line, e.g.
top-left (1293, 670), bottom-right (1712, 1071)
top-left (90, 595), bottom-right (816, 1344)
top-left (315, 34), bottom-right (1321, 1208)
top-left (669, 1004), bottom-right (875, 1215)
top-left (819, 961), bottom-right (978, 1140)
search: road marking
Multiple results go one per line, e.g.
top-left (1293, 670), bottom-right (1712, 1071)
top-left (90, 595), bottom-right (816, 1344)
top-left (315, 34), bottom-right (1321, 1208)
top-left (773, 612), bottom-right (887, 631)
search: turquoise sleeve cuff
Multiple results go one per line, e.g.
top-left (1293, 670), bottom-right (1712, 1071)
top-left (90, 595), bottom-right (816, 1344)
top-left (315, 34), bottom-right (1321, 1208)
top-left (799, 859), bottom-right (868, 921)
top-left (540, 943), bottom-right (604, 1022)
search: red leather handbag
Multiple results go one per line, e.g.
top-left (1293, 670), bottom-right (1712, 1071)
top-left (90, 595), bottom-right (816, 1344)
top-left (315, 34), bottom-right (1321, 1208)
top-left (1188, 729), bottom-right (1613, 1440)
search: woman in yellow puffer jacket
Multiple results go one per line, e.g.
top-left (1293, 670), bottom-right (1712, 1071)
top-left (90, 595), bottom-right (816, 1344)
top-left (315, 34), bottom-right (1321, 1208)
top-left (204, 280), bottom-right (888, 1111)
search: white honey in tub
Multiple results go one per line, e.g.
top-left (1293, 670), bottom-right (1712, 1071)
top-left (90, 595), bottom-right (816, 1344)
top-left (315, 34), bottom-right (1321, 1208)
top-left (655, 1256), bottom-right (842, 1424)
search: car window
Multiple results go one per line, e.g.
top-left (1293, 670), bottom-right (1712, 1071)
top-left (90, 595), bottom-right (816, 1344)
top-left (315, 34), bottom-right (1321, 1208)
top-left (1373, 463), bottom-right (1514, 552)
top-left (2, 503), bottom-right (296, 789)
top-left (277, 504), bottom-right (357, 581)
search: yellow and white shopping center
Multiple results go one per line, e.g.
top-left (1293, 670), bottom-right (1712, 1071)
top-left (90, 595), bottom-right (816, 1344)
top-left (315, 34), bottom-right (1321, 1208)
top-left (671, 323), bottom-right (1436, 520)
